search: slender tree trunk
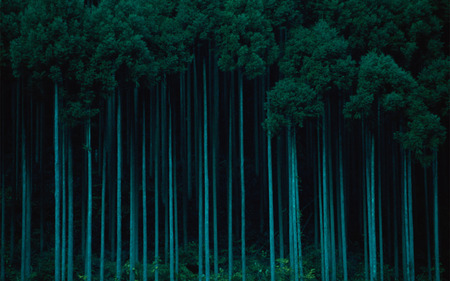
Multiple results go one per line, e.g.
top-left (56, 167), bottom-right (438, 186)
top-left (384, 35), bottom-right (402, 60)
top-left (212, 52), bottom-right (219, 278)
top-left (143, 101), bottom-right (148, 281)
top-left (432, 152), bottom-right (440, 281)
top-left (68, 130), bottom-right (74, 281)
top-left (130, 88), bottom-right (137, 281)
top-left (277, 136), bottom-right (284, 261)
top-left (203, 59), bottom-right (210, 281)
top-left (116, 88), bottom-right (122, 280)
top-left (238, 69), bottom-right (246, 281)
top-left (21, 87), bottom-right (27, 281)
top-left (54, 82), bottom-right (61, 281)
top-left (169, 108), bottom-right (175, 281)
top-left (338, 103), bottom-right (348, 281)
top-left (100, 112), bottom-right (107, 281)
top-left (322, 114), bottom-right (329, 281)
top-left (155, 86), bottom-right (160, 281)
top-left (86, 117), bottom-right (93, 281)
top-left (267, 120), bottom-right (275, 281)
top-left (423, 167), bottom-right (432, 280)
top-left (228, 71), bottom-right (234, 281)
top-left (1, 95), bottom-right (4, 281)
top-left (369, 132), bottom-right (377, 281)
top-left (62, 128), bottom-right (66, 281)
top-left (407, 152), bottom-right (414, 281)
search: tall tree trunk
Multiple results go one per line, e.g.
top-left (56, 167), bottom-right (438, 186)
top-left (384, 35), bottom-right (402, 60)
top-left (407, 152), bottom-right (414, 281)
top-left (432, 152), bottom-right (440, 281)
top-left (54, 82), bottom-right (61, 281)
top-left (267, 123), bottom-right (275, 281)
top-left (169, 107), bottom-right (175, 281)
top-left (86, 117), bottom-right (93, 281)
top-left (322, 113), bottom-right (329, 281)
top-left (203, 59), bottom-right (210, 281)
top-left (423, 167), bottom-right (432, 281)
top-left (277, 136), bottom-right (284, 261)
top-left (100, 111), bottom-right (107, 281)
top-left (238, 69), bottom-right (246, 281)
top-left (212, 52), bottom-right (219, 278)
top-left (228, 71), bottom-right (234, 280)
top-left (143, 101), bottom-right (148, 281)
top-left (21, 86), bottom-right (27, 281)
top-left (130, 87), bottom-right (137, 281)
top-left (62, 128), bottom-right (66, 281)
top-left (154, 86), bottom-right (160, 281)
top-left (1, 92), bottom-right (5, 281)
top-left (338, 102), bottom-right (348, 281)
top-left (369, 132), bottom-right (377, 281)
top-left (68, 130), bottom-right (74, 281)
top-left (116, 88), bottom-right (122, 280)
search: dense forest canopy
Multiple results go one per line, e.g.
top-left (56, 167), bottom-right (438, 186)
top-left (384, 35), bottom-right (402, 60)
top-left (0, 0), bottom-right (449, 280)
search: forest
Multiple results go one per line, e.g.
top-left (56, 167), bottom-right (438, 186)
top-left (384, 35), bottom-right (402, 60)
top-left (0, 0), bottom-right (449, 280)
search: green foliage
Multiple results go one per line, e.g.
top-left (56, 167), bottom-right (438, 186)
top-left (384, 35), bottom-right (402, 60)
top-left (280, 20), bottom-right (355, 94)
top-left (344, 52), bottom-right (416, 119)
top-left (216, 0), bottom-right (279, 79)
top-left (264, 78), bottom-right (322, 135)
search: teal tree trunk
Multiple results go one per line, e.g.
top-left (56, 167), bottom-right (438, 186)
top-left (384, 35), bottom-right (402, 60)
top-left (54, 82), bottom-right (61, 281)
top-left (239, 69), bottom-right (246, 281)
top-left (169, 106), bottom-right (174, 281)
top-left (267, 121), bottom-right (275, 281)
top-left (155, 89), bottom-right (160, 281)
top-left (100, 116), bottom-right (106, 281)
top-left (228, 71), bottom-right (234, 281)
top-left (68, 130), bottom-right (73, 281)
top-left (86, 116), bottom-right (92, 281)
top-left (116, 89), bottom-right (122, 280)
top-left (143, 101), bottom-right (148, 281)
top-left (433, 153), bottom-right (440, 281)
top-left (203, 59), bottom-right (210, 281)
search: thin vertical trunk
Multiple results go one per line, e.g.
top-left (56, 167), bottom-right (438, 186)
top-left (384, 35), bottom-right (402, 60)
top-left (100, 113), bottom-right (107, 281)
top-left (68, 130), bottom-right (74, 281)
top-left (424, 167), bottom-right (432, 281)
top-left (143, 102), bottom-right (148, 281)
top-left (1, 94), bottom-right (4, 281)
top-left (239, 69), bottom-right (246, 281)
top-left (174, 154), bottom-right (179, 278)
top-left (288, 127), bottom-right (298, 281)
top-left (203, 58), bottom-right (210, 281)
top-left (212, 52), bottom-right (219, 278)
top-left (338, 104), bottom-right (348, 281)
top-left (317, 120), bottom-right (325, 279)
top-left (116, 88), bottom-right (122, 280)
top-left (169, 108), bottom-right (175, 281)
top-left (407, 152), bottom-right (414, 281)
top-left (393, 145), bottom-right (399, 279)
top-left (322, 113), bottom-right (329, 281)
top-left (432, 152), bottom-right (440, 281)
top-left (228, 72), bottom-right (234, 281)
top-left (277, 136), bottom-right (284, 260)
top-left (293, 130), bottom-right (303, 280)
top-left (369, 132), bottom-right (377, 281)
top-left (154, 86), bottom-right (160, 281)
top-left (21, 88), bottom-right (27, 281)
top-left (86, 118), bottom-right (93, 281)
top-left (377, 106), bottom-right (383, 281)
top-left (267, 126), bottom-right (275, 281)
top-left (54, 82), bottom-right (61, 281)
top-left (402, 149), bottom-right (410, 280)
top-left (62, 129), bottom-right (66, 281)
top-left (362, 122), bottom-right (369, 281)
top-left (130, 88), bottom-right (137, 281)
top-left (195, 54), bottom-right (204, 281)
